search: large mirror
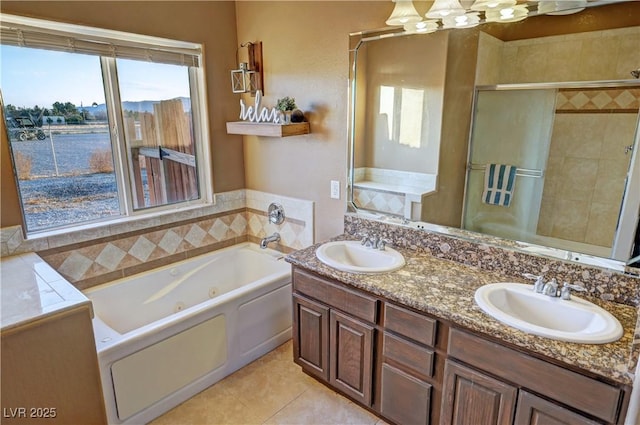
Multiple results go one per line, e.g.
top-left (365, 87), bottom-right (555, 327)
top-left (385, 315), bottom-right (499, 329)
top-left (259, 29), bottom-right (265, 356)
top-left (347, 2), bottom-right (640, 271)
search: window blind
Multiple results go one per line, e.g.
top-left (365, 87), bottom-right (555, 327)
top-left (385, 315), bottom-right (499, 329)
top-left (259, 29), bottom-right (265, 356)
top-left (0, 14), bottom-right (201, 67)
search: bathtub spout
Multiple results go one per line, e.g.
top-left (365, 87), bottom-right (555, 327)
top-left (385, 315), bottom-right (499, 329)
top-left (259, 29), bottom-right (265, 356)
top-left (260, 232), bottom-right (280, 249)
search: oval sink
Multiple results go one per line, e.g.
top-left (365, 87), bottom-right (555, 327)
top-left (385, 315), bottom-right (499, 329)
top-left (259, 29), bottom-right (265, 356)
top-left (316, 241), bottom-right (405, 273)
top-left (474, 282), bottom-right (623, 344)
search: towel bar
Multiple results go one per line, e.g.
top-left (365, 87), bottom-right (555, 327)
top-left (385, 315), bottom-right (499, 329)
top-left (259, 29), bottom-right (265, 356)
top-left (468, 163), bottom-right (544, 178)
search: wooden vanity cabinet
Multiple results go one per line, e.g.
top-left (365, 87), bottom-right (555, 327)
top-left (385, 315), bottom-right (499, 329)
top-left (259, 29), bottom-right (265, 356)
top-left (378, 303), bottom-right (442, 425)
top-left (443, 328), bottom-right (629, 425)
top-left (292, 268), bottom-right (377, 406)
top-left (441, 360), bottom-right (517, 425)
top-left (291, 266), bottom-right (631, 425)
top-left (441, 359), bottom-right (603, 425)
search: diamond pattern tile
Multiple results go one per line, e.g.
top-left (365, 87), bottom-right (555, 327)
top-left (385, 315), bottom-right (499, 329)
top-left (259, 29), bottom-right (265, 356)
top-left (230, 214), bottom-right (247, 236)
top-left (209, 219), bottom-right (229, 241)
top-left (158, 230), bottom-right (182, 254)
top-left (39, 206), bottom-right (311, 286)
top-left (184, 224), bottom-right (206, 247)
top-left (58, 252), bottom-right (93, 282)
top-left (129, 236), bottom-right (156, 262)
top-left (95, 243), bottom-right (127, 271)
top-left (557, 88), bottom-right (640, 112)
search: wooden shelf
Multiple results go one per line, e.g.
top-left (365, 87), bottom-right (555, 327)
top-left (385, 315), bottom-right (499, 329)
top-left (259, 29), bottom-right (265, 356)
top-left (226, 121), bottom-right (310, 137)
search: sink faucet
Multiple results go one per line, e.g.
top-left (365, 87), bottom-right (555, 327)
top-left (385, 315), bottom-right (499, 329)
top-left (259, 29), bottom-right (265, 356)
top-left (260, 232), bottom-right (280, 249)
top-left (360, 234), bottom-right (387, 250)
top-left (542, 278), bottom-right (559, 297)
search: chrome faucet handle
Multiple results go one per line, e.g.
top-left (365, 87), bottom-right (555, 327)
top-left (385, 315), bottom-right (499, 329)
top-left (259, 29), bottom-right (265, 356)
top-left (560, 282), bottom-right (586, 300)
top-left (522, 273), bottom-right (545, 293)
top-left (376, 238), bottom-right (389, 251)
top-left (360, 233), bottom-right (376, 248)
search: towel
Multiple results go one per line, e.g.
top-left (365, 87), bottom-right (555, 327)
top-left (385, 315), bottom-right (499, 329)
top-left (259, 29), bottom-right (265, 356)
top-left (482, 164), bottom-right (517, 207)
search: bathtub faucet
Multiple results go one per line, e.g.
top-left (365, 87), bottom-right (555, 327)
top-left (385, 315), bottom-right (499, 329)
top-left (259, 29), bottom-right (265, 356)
top-left (260, 232), bottom-right (281, 249)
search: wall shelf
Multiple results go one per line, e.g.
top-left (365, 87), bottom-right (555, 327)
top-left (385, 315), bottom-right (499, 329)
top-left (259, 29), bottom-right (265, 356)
top-left (226, 121), bottom-right (310, 137)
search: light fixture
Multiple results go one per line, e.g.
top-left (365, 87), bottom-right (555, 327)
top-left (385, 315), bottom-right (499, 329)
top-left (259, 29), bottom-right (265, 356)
top-left (442, 12), bottom-right (480, 28)
top-left (386, 0), bottom-right (422, 26)
top-left (470, 0), bottom-right (516, 11)
top-left (230, 41), bottom-right (263, 96)
top-left (426, 0), bottom-right (466, 18)
top-left (536, 0), bottom-right (587, 15)
top-left (404, 20), bottom-right (439, 34)
top-left (386, 0), bottom-right (591, 35)
top-left (485, 4), bottom-right (529, 22)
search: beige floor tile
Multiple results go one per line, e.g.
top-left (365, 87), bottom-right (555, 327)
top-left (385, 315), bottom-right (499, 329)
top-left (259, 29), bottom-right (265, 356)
top-left (264, 383), bottom-right (379, 425)
top-left (151, 340), bottom-right (378, 425)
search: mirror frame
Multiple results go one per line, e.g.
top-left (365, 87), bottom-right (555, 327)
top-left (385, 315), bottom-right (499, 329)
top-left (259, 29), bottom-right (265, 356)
top-left (346, 10), bottom-right (640, 275)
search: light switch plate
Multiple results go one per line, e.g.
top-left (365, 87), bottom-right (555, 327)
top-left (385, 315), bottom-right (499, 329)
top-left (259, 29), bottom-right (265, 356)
top-left (330, 180), bottom-right (340, 199)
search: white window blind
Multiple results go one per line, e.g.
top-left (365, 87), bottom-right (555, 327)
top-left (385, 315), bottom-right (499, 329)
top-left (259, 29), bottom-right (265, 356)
top-left (0, 14), bottom-right (201, 67)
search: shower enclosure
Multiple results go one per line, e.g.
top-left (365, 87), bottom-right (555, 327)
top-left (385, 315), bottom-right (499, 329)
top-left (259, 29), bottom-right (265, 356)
top-left (463, 82), bottom-right (640, 261)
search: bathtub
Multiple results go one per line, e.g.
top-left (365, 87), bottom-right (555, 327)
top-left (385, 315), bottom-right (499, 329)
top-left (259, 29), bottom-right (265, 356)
top-left (84, 242), bottom-right (292, 425)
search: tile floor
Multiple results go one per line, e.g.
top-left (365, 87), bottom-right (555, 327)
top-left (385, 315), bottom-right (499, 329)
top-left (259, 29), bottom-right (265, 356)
top-left (150, 340), bottom-right (388, 425)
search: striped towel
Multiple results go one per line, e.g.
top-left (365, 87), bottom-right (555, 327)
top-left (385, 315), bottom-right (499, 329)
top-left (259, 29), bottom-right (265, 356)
top-left (482, 164), bottom-right (517, 207)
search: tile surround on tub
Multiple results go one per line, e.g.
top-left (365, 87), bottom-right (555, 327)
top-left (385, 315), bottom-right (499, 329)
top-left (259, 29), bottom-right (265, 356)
top-left (1, 190), bottom-right (313, 291)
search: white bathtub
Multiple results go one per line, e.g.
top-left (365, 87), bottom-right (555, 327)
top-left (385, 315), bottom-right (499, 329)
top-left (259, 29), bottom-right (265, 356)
top-left (84, 242), bottom-right (292, 425)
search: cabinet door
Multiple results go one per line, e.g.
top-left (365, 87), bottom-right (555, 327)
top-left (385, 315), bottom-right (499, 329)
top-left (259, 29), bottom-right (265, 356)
top-left (441, 360), bottom-right (517, 425)
top-left (293, 294), bottom-right (330, 381)
top-left (514, 391), bottom-right (601, 425)
top-left (380, 362), bottom-right (432, 425)
top-left (329, 309), bottom-right (374, 406)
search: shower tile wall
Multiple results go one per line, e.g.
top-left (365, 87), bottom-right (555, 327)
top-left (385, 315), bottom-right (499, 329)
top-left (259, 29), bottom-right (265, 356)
top-left (537, 88), bottom-right (640, 247)
top-left (2, 190), bottom-right (314, 290)
top-left (477, 26), bottom-right (640, 85)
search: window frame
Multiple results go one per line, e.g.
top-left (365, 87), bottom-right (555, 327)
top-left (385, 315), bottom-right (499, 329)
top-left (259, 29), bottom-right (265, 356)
top-left (1, 14), bottom-right (213, 237)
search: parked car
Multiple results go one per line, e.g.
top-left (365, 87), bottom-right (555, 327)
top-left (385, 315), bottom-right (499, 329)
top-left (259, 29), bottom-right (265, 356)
top-left (7, 117), bottom-right (47, 141)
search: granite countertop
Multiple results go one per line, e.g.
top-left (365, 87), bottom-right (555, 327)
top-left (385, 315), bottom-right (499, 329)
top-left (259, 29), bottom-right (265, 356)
top-left (1, 252), bottom-right (92, 331)
top-left (286, 236), bottom-right (638, 387)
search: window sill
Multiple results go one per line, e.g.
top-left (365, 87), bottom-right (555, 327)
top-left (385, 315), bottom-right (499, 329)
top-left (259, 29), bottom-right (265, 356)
top-left (17, 190), bottom-right (245, 253)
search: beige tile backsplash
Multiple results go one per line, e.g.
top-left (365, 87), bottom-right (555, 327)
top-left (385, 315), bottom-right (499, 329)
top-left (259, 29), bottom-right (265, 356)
top-left (1, 190), bottom-right (314, 290)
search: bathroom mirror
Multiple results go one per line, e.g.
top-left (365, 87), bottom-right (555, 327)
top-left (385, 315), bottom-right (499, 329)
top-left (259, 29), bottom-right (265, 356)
top-left (347, 2), bottom-right (640, 271)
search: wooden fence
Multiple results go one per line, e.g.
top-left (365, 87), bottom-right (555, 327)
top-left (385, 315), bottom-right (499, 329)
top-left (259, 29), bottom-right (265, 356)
top-left (124, 98), bottom-right (197, 208)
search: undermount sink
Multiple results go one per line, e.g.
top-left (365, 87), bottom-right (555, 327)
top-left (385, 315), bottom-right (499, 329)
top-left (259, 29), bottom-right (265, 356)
top-left (316, 241), bottom-right (405, 273)
top-left (474, 282), bottom-right (623, 344)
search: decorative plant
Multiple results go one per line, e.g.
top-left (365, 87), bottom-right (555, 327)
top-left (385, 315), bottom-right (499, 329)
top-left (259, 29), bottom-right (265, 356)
top-left (276, 96), bottom-right (297, 111)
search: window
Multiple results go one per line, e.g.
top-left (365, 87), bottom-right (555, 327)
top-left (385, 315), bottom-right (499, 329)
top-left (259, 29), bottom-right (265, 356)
top-left (0, 15), bottom-right (210, 234)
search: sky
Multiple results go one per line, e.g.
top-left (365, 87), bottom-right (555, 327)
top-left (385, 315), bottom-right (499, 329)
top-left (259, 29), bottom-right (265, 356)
top-left (0, 45), bottom-right (190, 109)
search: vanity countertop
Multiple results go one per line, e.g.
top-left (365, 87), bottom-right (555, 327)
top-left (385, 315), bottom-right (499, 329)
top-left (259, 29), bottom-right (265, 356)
top-left (1, 252), bottom-right (92, 331)
top-left (286, 236), bottom-right (638, 387)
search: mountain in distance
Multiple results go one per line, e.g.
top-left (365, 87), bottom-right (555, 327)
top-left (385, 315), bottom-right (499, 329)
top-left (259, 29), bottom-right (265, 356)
top-left (89, 97), bottom-right (191, 113)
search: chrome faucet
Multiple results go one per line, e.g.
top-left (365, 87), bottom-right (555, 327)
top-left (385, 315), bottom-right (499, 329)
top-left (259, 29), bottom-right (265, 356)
top-left (260, 232), bottom-right (280, 249)
top-left (542, 278), bottom-right (559, 297)
top-left (360, 234), bottom-right (387, 250)
top-left (524, 273), bottom-right (587, 300)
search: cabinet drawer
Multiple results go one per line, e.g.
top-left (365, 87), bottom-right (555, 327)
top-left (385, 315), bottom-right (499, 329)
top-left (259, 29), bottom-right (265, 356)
top-left (383, 332), bottom-right (434, 379)
top-left (448, 328), bottom-right (622, 424)
top-left (380, 363), bottom-right (431, 425)
top-left (515, 391), bottom-right (601, 425)
top-left (384, 303), bottom-right (437, 347)
top-left (293, 269), bottom-right (377, 323)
